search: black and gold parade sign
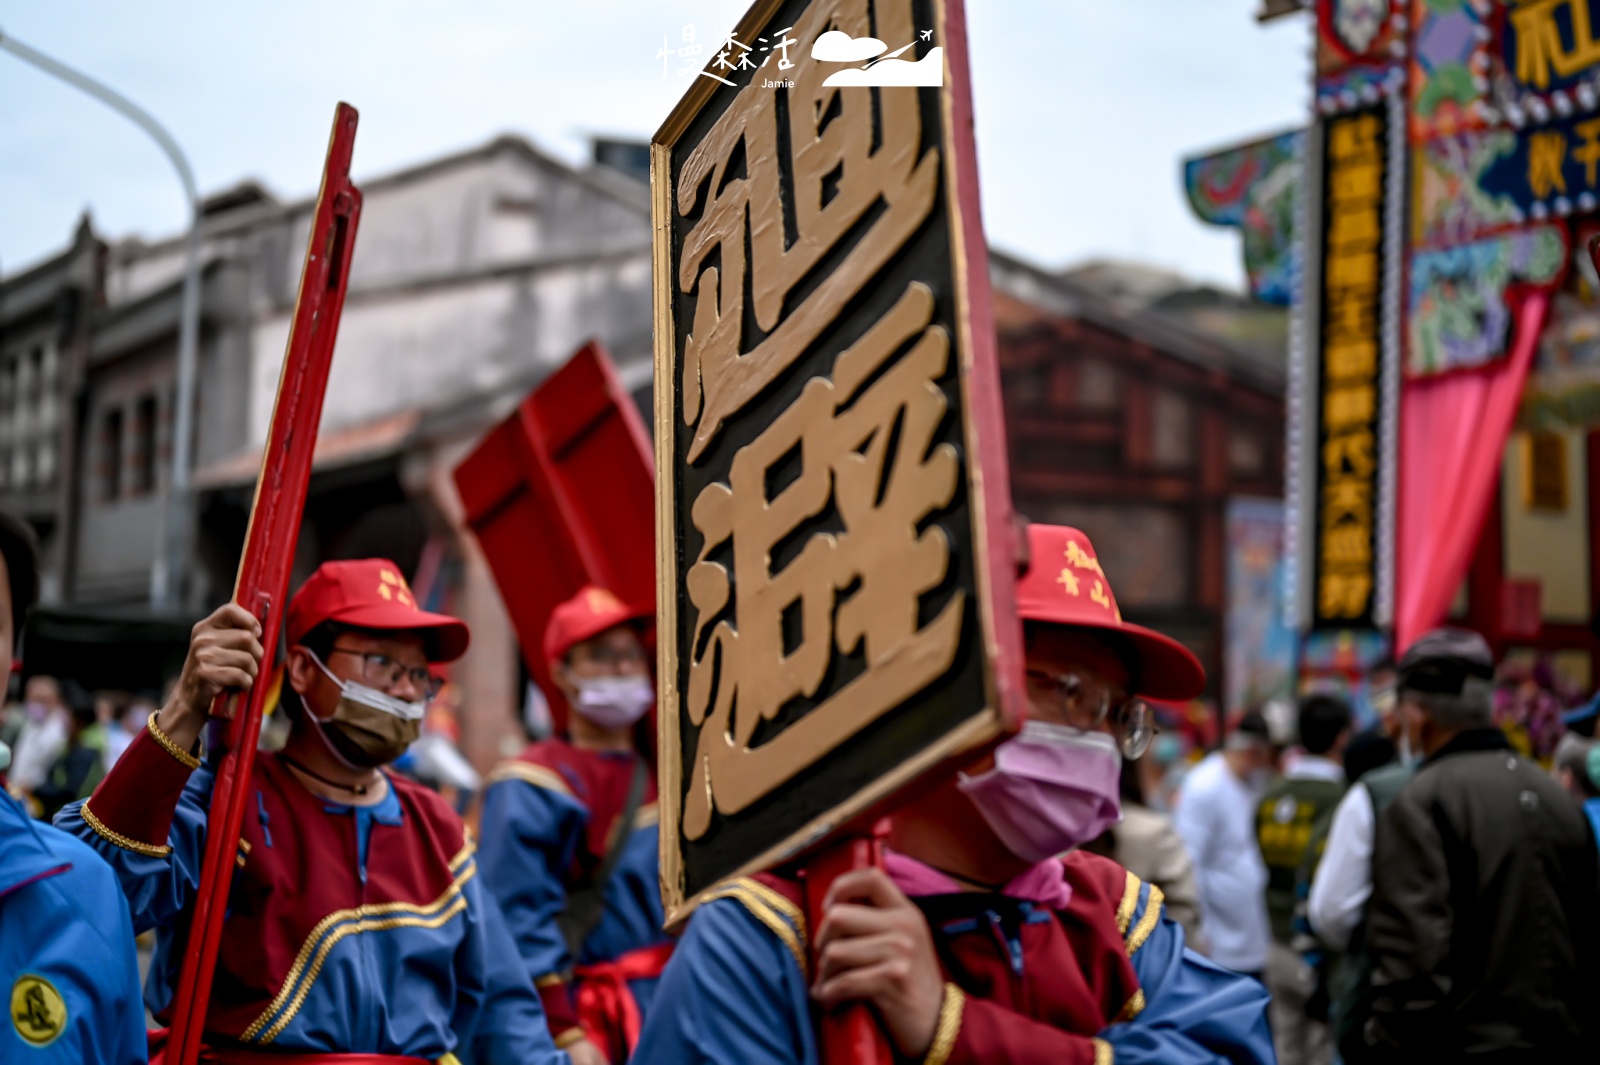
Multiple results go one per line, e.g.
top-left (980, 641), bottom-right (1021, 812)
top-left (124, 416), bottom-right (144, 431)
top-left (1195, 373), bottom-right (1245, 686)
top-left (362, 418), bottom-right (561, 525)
top-left (651, 0), bottom-right (1023, 922)
top-left (1312, 106), bottom-right (1388, 630)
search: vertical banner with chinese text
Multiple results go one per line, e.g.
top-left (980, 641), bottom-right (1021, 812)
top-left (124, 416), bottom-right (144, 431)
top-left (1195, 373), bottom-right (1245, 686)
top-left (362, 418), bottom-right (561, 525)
top-left (651, 0), bottom-right (1021, 924)
top-left (1311, 104), bottom-right (1393, 631)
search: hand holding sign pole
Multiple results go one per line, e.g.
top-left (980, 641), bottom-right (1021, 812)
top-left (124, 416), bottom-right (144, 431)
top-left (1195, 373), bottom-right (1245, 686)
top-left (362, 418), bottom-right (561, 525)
top-left (164, 104), bottom-right (362, 1065)
top-left (652, 0), bottom-right (1020, 1061)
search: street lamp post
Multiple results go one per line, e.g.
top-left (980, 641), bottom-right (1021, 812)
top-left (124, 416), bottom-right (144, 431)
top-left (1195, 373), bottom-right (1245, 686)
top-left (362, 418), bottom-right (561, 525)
top-left (0, 27), bottom-right (201, 612)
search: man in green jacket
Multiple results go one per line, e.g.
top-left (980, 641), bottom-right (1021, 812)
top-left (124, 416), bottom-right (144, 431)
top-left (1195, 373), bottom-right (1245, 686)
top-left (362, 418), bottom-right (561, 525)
top-left (1257, 693), bottom-right (1351, 1065)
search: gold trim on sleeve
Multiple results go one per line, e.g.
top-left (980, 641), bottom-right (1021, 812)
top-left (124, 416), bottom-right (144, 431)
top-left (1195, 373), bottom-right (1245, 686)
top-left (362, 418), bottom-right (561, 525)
top-left (80, 800), bottom-right (172, 858)
top-left (1093, 1037), bottom-right (1114, 1065)
top-left (1115, 871), bottom-right (1141, 936)
top-left (1126, 884), bottom-right (1165, 956)
top-left (146, 713), bottom-right (202, 770)
top-left (1118, 988), bottom-right (1146, 1022)
top-left (923, 982), bottom-right (965, 1065)
top-left (486, 761), bottom-right (575, 797)
top-left (534, 972), bottom-right (568, 989)
top-left (735, 877), bottom-right (808, 937)
top-left (554, 1028), bottom-right (587, 1049)
top-left (701, 880), bottom-right (809, 977)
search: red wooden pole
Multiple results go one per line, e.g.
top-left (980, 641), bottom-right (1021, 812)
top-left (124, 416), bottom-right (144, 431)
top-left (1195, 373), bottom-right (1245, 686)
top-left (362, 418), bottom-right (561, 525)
top-left (164, 103), bottom-right (362, 1065)
top-left (803, 826), bottom-right (895, 1065)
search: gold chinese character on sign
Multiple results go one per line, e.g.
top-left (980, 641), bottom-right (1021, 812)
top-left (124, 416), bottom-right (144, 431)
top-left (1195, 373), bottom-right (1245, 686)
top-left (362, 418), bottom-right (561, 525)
top-left (680, 284), bottom-right (964, 840)
top-left (1528, 130), bottom-right (1568, 199)
top-left (1510, 0), bottom-right (1600, 92)
top-left (675, 0), bottom-right (938, 463)
top-left (1323, 384), bottom-right (1375, 432)
top-left (1318, 571), bottom-right (1373, 619)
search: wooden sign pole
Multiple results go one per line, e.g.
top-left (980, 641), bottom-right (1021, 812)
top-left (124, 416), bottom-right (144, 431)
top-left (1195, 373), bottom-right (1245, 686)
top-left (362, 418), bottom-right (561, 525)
top-left (804, 830), bottom-right (894, 1065)
top-left (164, 103), bottom-right (362, 1065)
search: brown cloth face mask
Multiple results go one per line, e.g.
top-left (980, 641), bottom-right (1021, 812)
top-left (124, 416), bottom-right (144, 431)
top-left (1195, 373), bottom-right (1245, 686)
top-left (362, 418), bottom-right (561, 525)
top-left (320, 699), bottom-right (421, 768)
top-left (306, 652), bottom-right (426, 769)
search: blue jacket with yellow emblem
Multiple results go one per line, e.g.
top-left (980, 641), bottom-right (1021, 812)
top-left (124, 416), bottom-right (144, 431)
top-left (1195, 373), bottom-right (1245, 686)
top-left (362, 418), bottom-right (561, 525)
top-left (1, 787), bottom-right (146, 1064)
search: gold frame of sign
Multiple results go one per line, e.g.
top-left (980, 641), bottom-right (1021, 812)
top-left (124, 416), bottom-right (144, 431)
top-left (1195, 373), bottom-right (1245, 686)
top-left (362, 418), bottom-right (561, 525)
top-left (651, 0), bottom-right (1024, 927)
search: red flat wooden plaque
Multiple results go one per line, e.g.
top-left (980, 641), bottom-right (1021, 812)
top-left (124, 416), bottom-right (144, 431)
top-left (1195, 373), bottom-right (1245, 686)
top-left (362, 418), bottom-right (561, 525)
top-left (453, 340), bottom-right (655, 728)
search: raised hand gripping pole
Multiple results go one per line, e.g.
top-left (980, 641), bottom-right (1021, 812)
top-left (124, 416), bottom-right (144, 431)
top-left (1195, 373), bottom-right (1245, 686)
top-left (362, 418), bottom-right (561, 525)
top-left (164, 103), bottom-right (362, 1065)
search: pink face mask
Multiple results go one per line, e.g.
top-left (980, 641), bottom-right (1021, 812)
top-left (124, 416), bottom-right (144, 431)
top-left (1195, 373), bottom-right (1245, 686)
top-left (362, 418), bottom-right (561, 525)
top-left (957, 721), bottom-right (1123, 862)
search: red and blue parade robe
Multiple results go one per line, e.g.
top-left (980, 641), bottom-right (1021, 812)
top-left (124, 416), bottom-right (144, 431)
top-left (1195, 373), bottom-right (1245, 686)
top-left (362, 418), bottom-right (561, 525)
top-left (633, 849), bottom-right (1274, 1064)
top-left (55, 715), bottom-right (568, 1065)
top-left (478, 741), bottom-right (673, 1060)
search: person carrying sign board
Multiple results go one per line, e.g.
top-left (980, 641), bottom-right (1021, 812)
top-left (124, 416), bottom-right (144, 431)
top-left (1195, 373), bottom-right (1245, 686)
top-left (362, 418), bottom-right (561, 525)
top-left (479, 586), bottom-right (673, 1065)
top-left (634, 524), bottom-right (1274, 1065)
top-left (55, 559), bottom-right (570, 1065)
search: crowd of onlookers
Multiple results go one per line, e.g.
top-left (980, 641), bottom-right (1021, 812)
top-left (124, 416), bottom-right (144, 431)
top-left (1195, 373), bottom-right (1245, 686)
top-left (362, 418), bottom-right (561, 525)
top-left (10, 624), bottom-right (1600, 1062)
top-left (0, 670), bottom-right (484, 821)
top-left (0, 675), bottom-right (159, 822)
top-left (1093, 626), bottom-right (1600, 1065)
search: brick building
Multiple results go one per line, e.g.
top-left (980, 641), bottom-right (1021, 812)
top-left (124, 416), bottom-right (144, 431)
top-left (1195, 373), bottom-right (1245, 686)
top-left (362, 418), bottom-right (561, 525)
top-left (991, 252), bottom-right (1287, 696)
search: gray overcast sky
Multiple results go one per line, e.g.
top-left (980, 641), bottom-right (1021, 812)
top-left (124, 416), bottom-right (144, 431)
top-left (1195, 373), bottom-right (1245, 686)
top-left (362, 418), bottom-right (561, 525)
top-left (0, 1), bottom-right (1309, 286)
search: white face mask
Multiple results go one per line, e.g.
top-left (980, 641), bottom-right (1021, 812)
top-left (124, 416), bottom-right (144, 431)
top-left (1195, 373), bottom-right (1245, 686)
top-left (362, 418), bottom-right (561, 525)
top-left (570, 675), bottom-right (655, 731)
top-left (313, 655), bottom-right (427, 722)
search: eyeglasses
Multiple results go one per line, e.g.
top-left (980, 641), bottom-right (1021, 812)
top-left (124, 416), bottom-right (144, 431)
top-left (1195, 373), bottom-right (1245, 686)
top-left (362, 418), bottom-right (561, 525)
top-left (328, 648), bottom-right (441, 700)
top-left (569, 643), bottom-right (649, 671)
top-left (1025, 668), bottom-right (1154, 759)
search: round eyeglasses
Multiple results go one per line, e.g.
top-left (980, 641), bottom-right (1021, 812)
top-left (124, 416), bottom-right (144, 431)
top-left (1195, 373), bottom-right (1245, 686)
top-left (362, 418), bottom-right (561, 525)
top-left (328, 648), bottom-right (442, 700)
top-left (1024, 668), bottom-right (1155, 759)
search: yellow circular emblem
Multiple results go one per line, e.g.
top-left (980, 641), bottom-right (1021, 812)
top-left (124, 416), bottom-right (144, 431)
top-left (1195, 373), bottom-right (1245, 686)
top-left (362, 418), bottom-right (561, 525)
top-left (10, 974), bottom-right (66, 1047)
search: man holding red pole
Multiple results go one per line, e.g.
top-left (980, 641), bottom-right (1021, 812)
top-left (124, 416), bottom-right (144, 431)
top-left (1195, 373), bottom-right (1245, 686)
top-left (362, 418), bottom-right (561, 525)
top-left (634, 524), bottom-right (1274, 1064)
top-left (56, 558), bottom-right (571, 1065)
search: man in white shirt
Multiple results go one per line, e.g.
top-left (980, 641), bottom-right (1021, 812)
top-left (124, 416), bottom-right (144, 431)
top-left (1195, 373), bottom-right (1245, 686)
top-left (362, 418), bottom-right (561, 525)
top-left (1305, 661), bottom-right (1412, 1063)
top-left (8, 674), bottom-right (69, 798)
top-left (1306, 666), bottom-right (1407, 953)
top-left (1175, 711), bottom-right (1276, 980)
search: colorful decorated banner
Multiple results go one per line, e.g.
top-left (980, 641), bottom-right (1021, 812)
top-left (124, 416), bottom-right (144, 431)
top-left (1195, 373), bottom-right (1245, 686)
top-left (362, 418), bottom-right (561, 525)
top-left (1408, 224), bottom-right (1568, 374)
top-left (1184, 131), bottom-right (1304, 305)
top-left (1480, 107), bottom-right (1600, 216)
top-left (1408, 0), bottom-right (1492, 140)
top-left (1311, 106), bottom-right (1393, 629)
top-left (1319, 0), bottom-right (1406, 65)
top-left (1317, 0), bottom-right (1408, 115)
top-left (1412, 130), bottom-right (1523, 247)
top-left (1499, 0), bottom-right (1600, 113)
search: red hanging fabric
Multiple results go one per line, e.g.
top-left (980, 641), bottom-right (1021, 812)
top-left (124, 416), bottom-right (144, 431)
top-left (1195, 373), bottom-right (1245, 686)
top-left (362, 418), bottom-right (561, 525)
top-left (1394, 290), bottom-right (1551, 654)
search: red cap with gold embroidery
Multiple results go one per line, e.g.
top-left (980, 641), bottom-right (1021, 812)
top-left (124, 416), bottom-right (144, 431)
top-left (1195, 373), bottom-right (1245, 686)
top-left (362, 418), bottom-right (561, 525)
top-left (1017, 524), bottom-right (1204, 700)
top-left (544, 585), bottom-right (650, 664)
top-left (287, 558), bottom-right (470, 663)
